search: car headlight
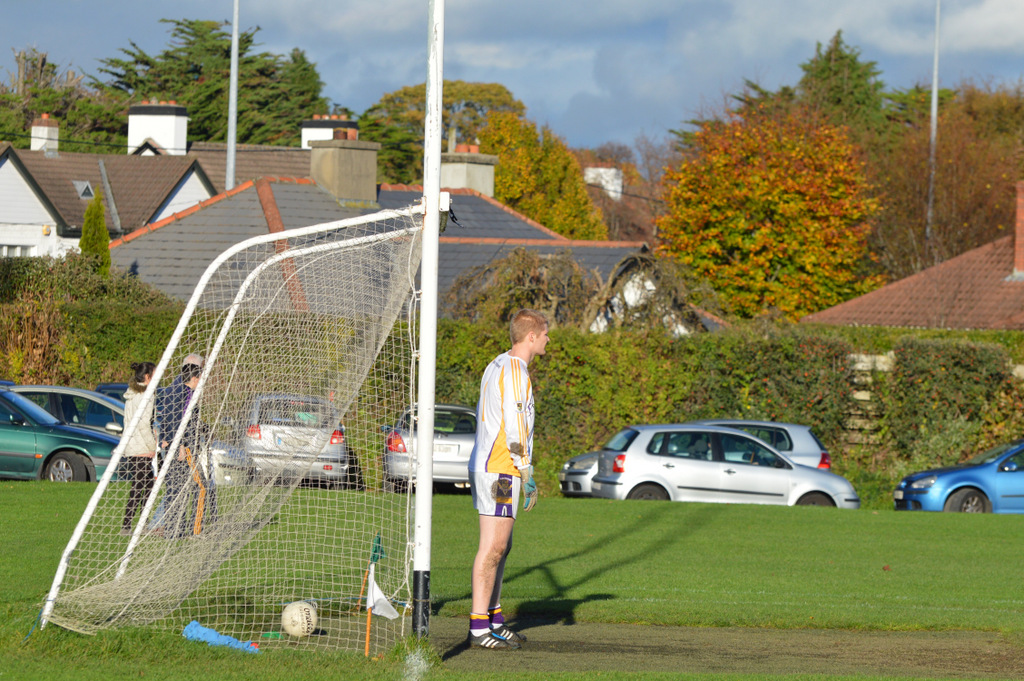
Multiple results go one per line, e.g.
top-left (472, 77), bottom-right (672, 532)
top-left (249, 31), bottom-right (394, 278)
top-left (908, 474), bottom-right (937, 489)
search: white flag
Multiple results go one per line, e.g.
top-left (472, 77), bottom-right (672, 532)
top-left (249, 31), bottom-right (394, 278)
top-left (366, 564), bottom-right (399, 620)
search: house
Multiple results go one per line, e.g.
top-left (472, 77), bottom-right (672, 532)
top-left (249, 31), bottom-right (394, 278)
top-left (0, 112), bottom-right (215, 257)
top-left (801, 182), bottom-right (1024, 330)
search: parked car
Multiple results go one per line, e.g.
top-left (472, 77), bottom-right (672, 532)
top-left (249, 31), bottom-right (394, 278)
top-left (10, 385), bottom-right (125, 435)
top-left (894, 439), bottom-right (1024, 513)
top-left (240, 394), bottom-right (359, 489)
top-left (684, 419), bottom-right (831, 469)
top-left (0, 388), bottom-right (121, 482)
top-left (589, 423), bottom-right (859, 508)
top-left (382, 404), bottom-right (476, 490)
top-left (95, 383), bottom-right (129, 400)
top-left (558, 451), bottom-right (600, 496)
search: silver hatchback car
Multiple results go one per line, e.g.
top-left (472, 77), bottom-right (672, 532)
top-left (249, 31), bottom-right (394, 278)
top-left (590, 424), bottom-right (859, 508)
top-left (382, 404), bottom-right (476, 490)
top-left (243, 394), bottom-right (355, 488)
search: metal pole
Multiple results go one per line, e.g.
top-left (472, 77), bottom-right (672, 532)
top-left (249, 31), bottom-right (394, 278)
top-left (413, 0), bottom-right (444, 638)
top-left (225, 0), bottom-right (240, 190)
top-left (925, 0), bottom-right (940, 263)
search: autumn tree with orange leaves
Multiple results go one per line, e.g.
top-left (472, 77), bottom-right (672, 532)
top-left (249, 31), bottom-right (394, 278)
top-left (656, 108), bottom-right (881, 320)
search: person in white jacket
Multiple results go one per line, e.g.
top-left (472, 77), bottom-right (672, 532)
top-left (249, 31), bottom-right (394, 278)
top-left (121, 361), bottom-right (158, 535)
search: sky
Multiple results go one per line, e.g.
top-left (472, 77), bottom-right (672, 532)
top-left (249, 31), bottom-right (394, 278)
top-left (4, 0), bottom-right (1024, 150)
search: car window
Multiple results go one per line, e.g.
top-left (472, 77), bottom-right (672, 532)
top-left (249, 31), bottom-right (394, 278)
top-left (604, 428), bottom-right (639, 452)
top-left (257, 398), bottom-right (332, 428)
top-left (647, 431), bottom-right (712, 459)
top-left (731, 425), bottom-right (792, 452)
top-left (1001, 451), bottom-right (1024, 471)
top-left (19, 392), bottom-right (51, 413)
top-left (0, 398), bottom-right (21, 424)
top-left (434, 410), bottom-right (476, 434)
top-left (1, 392), bottom-right (60, 425)
top-left (83, 397), bottom-right (123, 427)
top-left (720, 433), bottom-right (781, 467)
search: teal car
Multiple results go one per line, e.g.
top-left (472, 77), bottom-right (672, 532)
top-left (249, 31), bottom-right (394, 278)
top-left (0, 389), bottom-right (120, 482)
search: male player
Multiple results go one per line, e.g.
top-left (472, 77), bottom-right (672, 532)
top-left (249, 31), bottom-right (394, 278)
top-left (468, 309), bottom-right (549, 650)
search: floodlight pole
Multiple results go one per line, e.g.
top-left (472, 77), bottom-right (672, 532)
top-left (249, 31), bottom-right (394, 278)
top-left (925, 0), bottom-right (940, 264)
top-left (412, 0), bottom-right (445, 638)
top-left (225, 0), bottom-right (240, 190)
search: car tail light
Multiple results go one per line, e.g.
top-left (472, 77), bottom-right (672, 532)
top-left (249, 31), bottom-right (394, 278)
top-left (322, 464), bottom-right (334, 471)
top-left (613, 454), bottom-right (626, 473)
top-left (386, 431), bottom-right (407, 453)
top-left (818, 451), bottom-right (831, 469)
top-left (246, 424), bottom-right (261, 440)
top-left (330, 429), bottom-right (345, 445)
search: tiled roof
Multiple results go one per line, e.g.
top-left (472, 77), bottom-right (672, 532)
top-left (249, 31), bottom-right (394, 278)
top-left (801, 234), bottom-right (1024, 329)
top-left (184, 142), bottom-right (311, 195)
top-left (8, 148), bottom-right (206, 235)
top-left (110, 178), bottom-right (647, 304)
top-left (110, 177), bottom-right (365, 301)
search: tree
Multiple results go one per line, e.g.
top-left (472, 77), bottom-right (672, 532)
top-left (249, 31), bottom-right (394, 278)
top-left (656, 107), bottom-right (881, 319)
top-left (480, 111), bottom-right (606, 240)
top-left (97, 19), bottom-right (327, 146)
top-left (79, 190), bottom-right (111, 277)
top-left (359, 80), bottom-right (525, 182)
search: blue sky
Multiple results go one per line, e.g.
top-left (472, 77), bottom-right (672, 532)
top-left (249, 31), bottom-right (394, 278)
top-left (4, 0), bottom-right (1024, 149)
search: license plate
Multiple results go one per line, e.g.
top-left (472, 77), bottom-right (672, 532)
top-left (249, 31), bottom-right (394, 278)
top-left (434, 443), bottom-right (458, 456)
top-left (893, 490), bottom-right (903, 500)
top-left (591, 481), bottom-right (602, 491)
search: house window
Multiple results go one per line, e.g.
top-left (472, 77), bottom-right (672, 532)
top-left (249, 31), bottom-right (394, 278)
top-left (1, 244), bottom-right (35, 257)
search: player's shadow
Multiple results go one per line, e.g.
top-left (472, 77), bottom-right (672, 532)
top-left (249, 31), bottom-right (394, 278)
top-left (436, 502), bottom-right (722, 661)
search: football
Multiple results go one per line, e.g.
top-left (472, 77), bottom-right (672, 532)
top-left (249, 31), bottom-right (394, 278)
top-left (281, 601), bottom-right (318, 637)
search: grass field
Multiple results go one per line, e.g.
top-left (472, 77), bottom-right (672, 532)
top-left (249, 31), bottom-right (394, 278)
top-left (4, 481), bottom-right (1024, 680)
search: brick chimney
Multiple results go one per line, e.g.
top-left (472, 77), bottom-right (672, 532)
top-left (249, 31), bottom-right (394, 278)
top-left (301, 114), bottom-right (358, 148)
top-left (1016, 181), bottom-right (1024, 277)
top-left (309, 139), bottom-right (380, 202)
top-left (440, 148), bottom-right (498, 197)
top-left (127, 100), bottom-right (188, 155)
top-left (30, 113), bottom-right (59, 153)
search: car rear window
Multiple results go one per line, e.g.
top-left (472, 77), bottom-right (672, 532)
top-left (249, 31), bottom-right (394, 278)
top-left (435, 410), bottom-right (476, 434)
top-left (256, 398), bottom-right (333, 428)
top-left (603, 428), bottom-right (639, 452)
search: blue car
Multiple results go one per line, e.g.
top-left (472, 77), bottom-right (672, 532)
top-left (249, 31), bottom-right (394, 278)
top-left (893, 439), bottom-right (1024, 513)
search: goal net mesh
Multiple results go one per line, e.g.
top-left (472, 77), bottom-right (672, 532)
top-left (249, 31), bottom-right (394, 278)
top-left (44, 207), bottom-right (423, 655)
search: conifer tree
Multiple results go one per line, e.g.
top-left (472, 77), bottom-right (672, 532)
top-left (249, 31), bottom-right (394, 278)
top-left (79, 190), bottom-right (110, 278)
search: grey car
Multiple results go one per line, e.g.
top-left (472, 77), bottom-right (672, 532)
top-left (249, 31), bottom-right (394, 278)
top-left (382, 404), bottom-right (476, 490)
top-left (684, 419), bottom-right (832, 469)
top-left (589, 424), bottom-right (859, 508)
top-left (10, 385), bottom-right (125, 436)
top-left (558, 451), bottom-right (600, 496)
top-left (241, 394), bottom-right (358, 489)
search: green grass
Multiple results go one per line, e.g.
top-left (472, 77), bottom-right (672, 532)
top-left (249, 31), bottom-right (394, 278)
top-left (4, 481), bottom-right (1024, 680)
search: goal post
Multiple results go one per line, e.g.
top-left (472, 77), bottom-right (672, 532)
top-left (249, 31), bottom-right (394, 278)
top-left (41, 206), bottom-right (426, 654)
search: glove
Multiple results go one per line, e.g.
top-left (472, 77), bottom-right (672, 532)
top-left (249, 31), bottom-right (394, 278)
top-left (520, 465), bottom-right (537, 512)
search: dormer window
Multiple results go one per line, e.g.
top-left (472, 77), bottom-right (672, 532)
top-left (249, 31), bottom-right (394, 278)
top-left (73, 180), bottom-right (94, 200)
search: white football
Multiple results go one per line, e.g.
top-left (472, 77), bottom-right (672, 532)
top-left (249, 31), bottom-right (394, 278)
top-left (281, 601), bottom-right (318, 637)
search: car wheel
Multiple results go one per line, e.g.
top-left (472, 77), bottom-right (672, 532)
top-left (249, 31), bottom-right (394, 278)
top-left (944, 488), bottom-right (990, 513)
top-left (796, 492), bottom-right (834, 507)
top-left (45, 452), bottom-right (88, 482)
top-left (626, 483), bottom-right (669, 501)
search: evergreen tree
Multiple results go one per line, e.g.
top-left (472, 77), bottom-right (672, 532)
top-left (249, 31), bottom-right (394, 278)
top-left (79, 190), bottom-right (111, 278)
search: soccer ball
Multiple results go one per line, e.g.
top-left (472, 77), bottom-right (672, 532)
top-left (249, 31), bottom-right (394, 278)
top-left (281, 601), bottom-right (318, 637)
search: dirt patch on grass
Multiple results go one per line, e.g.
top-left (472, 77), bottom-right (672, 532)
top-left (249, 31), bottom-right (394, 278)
top-left (429, 616), bottom-right (1024, 678)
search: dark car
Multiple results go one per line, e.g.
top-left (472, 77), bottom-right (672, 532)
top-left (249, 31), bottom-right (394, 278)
top-left (95, 383), bottom-right (129, 400)
top-left (0, 389), bottom-right (121, 482)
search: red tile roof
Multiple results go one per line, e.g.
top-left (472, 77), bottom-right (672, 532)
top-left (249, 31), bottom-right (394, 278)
top-left (801, 234), bottom-right (1024, 329)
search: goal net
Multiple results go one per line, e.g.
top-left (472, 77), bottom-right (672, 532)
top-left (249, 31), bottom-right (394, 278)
top-left (42, 206), bottom-right (424, 655)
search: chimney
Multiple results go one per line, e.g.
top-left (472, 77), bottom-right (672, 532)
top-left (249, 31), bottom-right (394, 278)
top-left (440, 148), bottom-right (498, 197)
top-left (584, 165), bottom-right (624, 202)
top-left (30, 113), bottom-right (59, 153)
top-left (301, 114), bottom-right (358, 148)
top-left (309, 139), bottom-right (380, 202)
top-left (127, 100), bottom-right (188, 155)
top-left (1016, 181), bottom-right (1024, 277)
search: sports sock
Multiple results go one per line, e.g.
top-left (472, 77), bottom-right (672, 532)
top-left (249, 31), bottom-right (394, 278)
top-left (470, 612), bottom-right (490, 636)
top-left (488, 605), bottom-right (505, 629)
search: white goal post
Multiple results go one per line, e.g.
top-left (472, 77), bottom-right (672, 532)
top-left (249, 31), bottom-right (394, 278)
top-left (41, 205), bottom-right (428, 655)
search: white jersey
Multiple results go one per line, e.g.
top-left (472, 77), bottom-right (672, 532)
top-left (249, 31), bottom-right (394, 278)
top-left (469, 351), bottom-right (534, 476)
